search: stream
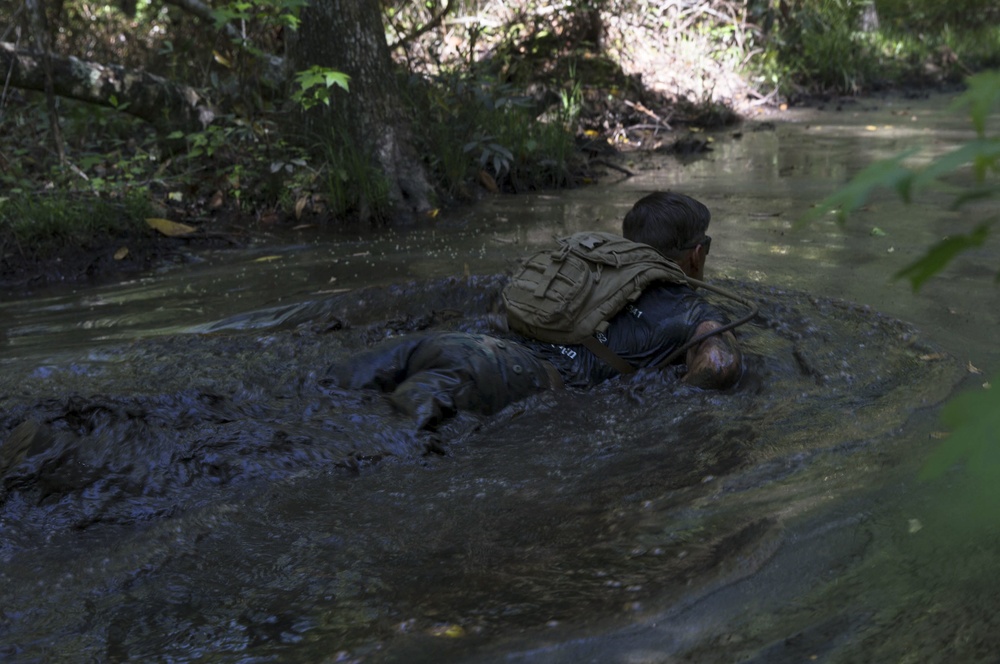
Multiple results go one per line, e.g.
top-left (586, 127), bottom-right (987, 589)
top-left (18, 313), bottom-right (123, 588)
top-left (1, 92), bottom-right (998, 663)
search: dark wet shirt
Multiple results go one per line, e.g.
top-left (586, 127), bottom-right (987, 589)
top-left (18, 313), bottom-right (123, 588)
top-left (521, 282), bottom-right (729, 388)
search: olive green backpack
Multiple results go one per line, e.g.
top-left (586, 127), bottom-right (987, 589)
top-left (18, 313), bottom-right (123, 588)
top-left (502, 232), bottom-right (689, 374)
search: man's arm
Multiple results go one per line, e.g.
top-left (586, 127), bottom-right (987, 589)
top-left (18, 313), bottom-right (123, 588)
top-left (682, 321), bottom-right (742, 389)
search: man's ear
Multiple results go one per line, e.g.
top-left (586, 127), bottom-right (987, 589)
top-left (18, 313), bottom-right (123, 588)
top-left (683, 246), bottom-right (700, 270)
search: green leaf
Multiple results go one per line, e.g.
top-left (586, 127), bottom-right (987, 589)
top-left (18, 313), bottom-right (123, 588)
top-left (894, 222), bottom-right (992, 290)
top-left (921, 382), bottom-right (1000, 481)
top-left (323, 71), bottom-right (350, 92)
top-left (951, 70), bottom-right (1000, 137)
top-left (911, 139), bottom-right (1000, 189)
top-left (798, 149), bottom-right (918, 226)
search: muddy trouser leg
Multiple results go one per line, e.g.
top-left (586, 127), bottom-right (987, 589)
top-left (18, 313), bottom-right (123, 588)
top-left (390, 333), bottom-right (558, 429)
top-left (324, 335), bottom-right (427, 392)
top-left (326, 332), bottom-right (558, 429)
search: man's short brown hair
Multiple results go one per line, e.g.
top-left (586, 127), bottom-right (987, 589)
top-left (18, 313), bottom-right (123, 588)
top-left (622, 191), bottom-right (710, 256)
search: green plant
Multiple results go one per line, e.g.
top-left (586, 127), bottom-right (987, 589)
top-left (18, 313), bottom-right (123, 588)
top-left (319, 138), bottom-right (392, 221)
top-left (463, 136), bottom-right (514, 178)
top-left (557, 60), bottom-right (584, 129)
top-left (747, 0), bottom-right (1000, 94)
top-left (0, 191), bottom-right (152, 259)
top-left (753, 0), bottom-right (880, 93)
top-left (291, 66), bottom-right (351, 111)
top-left (401, 71), bottom-right (574, 195)
top-left (802, 70), bottom-right (1000, 287)
top-left (799, 69), bottom-right (1000, 493)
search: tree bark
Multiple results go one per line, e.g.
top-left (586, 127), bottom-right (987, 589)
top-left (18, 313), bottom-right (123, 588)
top-left (0, 41), bottom-right (215, 133)
top-left (289, 0), bottom-right (432, 224)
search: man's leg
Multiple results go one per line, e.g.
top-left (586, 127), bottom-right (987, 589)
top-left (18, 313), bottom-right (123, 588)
top-left (324, 335), bottom-right (427, 392)
top-left (327, 332), bottom-right (558, 429)
top-left (392, 334), bottom-right (557, 427)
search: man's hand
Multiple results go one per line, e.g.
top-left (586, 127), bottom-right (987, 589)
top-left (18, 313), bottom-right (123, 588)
top-left (682, 321), bottom-right (742, 389)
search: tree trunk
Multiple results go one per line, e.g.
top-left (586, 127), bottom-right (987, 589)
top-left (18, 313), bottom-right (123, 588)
top-left (0, 41), bottom-right (215, 133)
top-left (289, 0), bottom-right (432, 224)
top-left (25, 0), bottom-right (66, 162)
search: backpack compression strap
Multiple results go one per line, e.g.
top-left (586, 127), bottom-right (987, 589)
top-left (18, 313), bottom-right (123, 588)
top-left (581, 336), bottom-right (636, 375)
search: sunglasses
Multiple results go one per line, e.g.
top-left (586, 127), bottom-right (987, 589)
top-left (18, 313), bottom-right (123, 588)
top-left (678, 235), bottom-right (711, 255)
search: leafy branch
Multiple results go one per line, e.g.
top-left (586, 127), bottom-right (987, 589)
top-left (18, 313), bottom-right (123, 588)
top-left (801, 70), bottom-right (1000, 291)
top-left (291, 66), bottom-right (351, 110)
top-left (801, 69), bottom-right (1000, 490)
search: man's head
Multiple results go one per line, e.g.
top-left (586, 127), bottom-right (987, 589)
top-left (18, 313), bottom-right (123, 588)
top-left (622, 191), bottom-right (711, 279)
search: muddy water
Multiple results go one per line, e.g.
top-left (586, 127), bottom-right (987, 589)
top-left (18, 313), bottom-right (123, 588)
top-left (1, 93), bottom-right (999, 662)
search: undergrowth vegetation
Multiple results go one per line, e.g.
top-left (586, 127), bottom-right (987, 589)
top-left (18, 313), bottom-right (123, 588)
top-left (0, 192), bottom-right (152, 262)
top-left (750, 0), bottom-right (1000, 96)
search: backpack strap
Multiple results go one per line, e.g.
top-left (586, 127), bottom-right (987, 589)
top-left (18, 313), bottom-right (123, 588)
top-left (534, 259), bottom-right (562, 297)
top-left (581, 336), bottom-right (636, 375)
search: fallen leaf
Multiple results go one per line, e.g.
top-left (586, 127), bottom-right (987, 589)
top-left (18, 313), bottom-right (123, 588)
top-left (984, 382), bottom-right (992, 390)
top-left (292, 223), bottom-right (315, 230)
top-left (114, 246), bottom-right (129, 260)
top-left (967, 361), bottom-right (983, 375)
top-left (213, 50), bottom-right (232, 68)
top-left (208, 190), bottom-right (225, 209)
top-left (865, 125), bottom-right (878, 131)
top-left (254, 255), bottom-right (282, 263)
top-left (870, 226), bottom-right (887, 237)
top-left (429, 624), bottom-right (465, 638)
top-left (425, 208), bottom-right (440, 218)
top-left (294, 195), bottom-right (309, 219)
top-left (929, 431), bottom-right (950, 439)
top-left (478, 170), bottom-right (499, 193)
top-left (146, 217), bottom-right (197, 237)
top-left (908, 518), bottom-right (923, 534)
top-left (918, 353), bottom-right (947, 362)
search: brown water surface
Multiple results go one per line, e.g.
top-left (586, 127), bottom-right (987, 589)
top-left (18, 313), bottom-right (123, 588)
top-left (1, 92), bottom-right (998, 663)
